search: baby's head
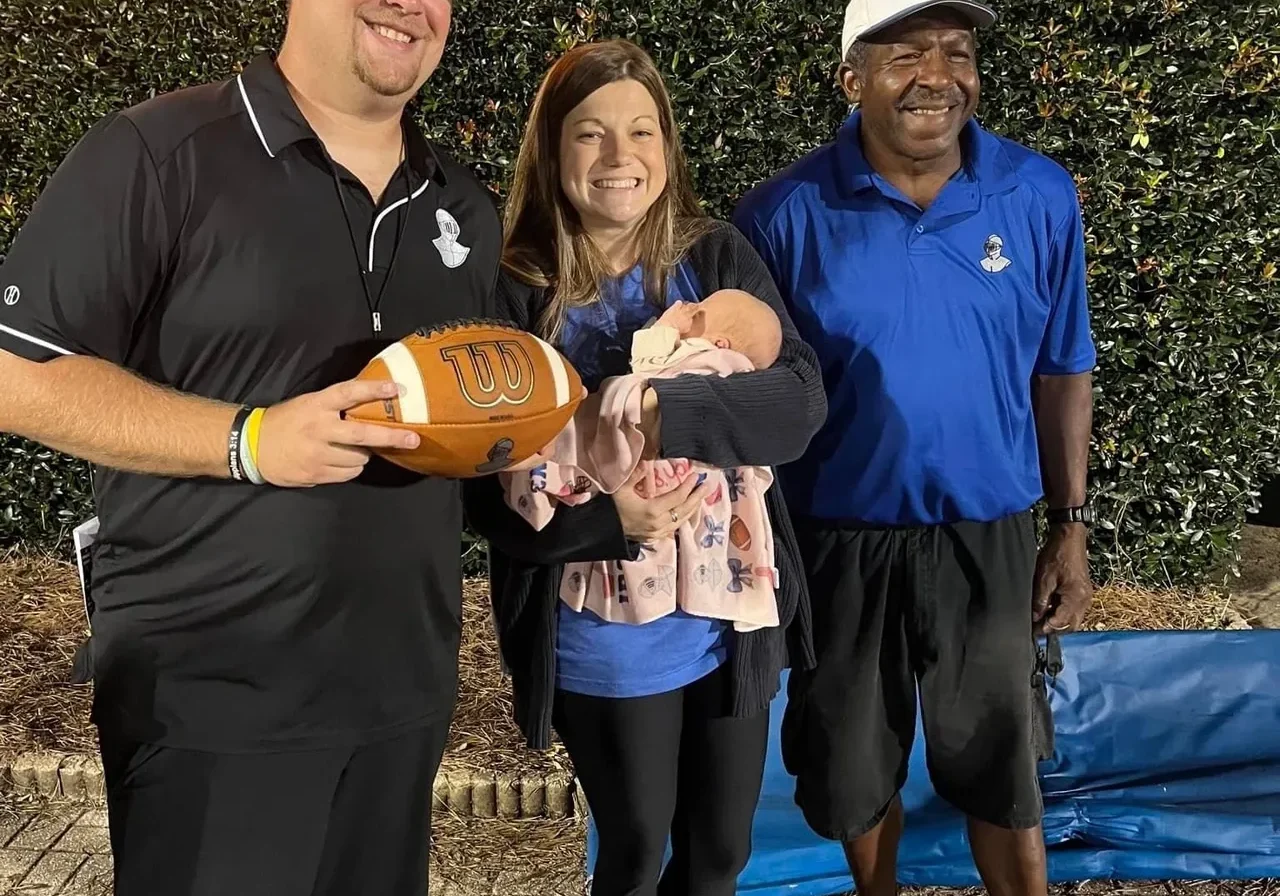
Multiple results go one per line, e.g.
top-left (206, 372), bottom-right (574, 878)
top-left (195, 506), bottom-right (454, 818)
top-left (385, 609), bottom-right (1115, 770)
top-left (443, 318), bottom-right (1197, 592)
top-left (656, 289), bottom-right (783, 369)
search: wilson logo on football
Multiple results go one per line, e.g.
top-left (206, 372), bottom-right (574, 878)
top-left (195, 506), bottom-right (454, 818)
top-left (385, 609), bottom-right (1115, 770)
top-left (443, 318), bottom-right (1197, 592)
top-left (441, 340), bottom-right (536, 409)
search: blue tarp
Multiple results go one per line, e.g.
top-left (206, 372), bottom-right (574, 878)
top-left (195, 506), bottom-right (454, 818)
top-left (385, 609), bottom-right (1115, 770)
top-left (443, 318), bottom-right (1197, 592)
top-left (587, 630), bottom-right (1280, 894)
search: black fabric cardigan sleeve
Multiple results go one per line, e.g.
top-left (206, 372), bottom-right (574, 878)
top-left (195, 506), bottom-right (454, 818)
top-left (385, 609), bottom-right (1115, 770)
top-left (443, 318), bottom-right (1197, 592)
top-left (648, 222), bottom-right (827, 469)
top-left (461, 273), bottom-right (636, 566)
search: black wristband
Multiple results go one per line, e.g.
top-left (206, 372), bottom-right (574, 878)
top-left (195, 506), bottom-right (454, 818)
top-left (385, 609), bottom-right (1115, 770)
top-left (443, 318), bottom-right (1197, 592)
top-left (228, 405), bottom-right (252, 481)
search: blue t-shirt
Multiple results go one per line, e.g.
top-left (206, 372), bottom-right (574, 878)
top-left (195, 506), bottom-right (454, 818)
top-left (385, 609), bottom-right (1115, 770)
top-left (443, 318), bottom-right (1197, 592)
top-left (553, 262), bottom-right (730, 698)
top-left (733, 111), bottom-right (1097, 526)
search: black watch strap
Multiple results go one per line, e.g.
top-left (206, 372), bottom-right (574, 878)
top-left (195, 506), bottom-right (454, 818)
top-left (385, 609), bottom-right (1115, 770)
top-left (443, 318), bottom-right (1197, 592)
top-left (1046, 504), bottom-right (1094, 526)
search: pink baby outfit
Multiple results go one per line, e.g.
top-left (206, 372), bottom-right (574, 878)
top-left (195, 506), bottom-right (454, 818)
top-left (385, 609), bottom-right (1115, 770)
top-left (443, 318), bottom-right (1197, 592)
top-left (500, 325), bottom-right (781, 633)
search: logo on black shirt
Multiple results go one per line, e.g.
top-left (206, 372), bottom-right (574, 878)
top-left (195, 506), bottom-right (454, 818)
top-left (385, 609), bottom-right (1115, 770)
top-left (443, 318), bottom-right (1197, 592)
top-left (433, 208), bottom-right (471, 268)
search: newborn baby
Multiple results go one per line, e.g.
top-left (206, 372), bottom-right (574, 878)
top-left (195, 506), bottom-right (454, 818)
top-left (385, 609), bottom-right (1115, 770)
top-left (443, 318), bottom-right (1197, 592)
top-left (632, 288), bottom-right (784, 375)
top-left (501, 288), bottom-right (784, 633)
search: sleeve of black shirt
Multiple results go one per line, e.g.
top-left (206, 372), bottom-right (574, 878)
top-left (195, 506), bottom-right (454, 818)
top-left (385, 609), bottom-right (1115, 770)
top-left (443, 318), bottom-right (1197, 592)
top-left (646, 224), bottom-right (827, 470)
top-left (460, 271), bottom-right (636, 566)
top-left (0, 112), bottom-right (169, 365)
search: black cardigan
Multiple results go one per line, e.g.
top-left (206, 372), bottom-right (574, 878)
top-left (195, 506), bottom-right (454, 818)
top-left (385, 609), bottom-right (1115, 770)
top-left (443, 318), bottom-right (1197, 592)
top-left (462, 221), bottom-right (826, 749)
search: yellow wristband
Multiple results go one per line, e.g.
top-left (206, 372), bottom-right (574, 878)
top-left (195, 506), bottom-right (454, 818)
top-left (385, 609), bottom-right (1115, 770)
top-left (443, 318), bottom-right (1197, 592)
top-left (245, 407), bottom-right (266, 468)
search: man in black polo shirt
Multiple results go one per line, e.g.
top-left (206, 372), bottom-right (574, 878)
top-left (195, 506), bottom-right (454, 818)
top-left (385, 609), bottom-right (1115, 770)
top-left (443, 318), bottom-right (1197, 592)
top-left (0, 1), bottom-right (498, 893)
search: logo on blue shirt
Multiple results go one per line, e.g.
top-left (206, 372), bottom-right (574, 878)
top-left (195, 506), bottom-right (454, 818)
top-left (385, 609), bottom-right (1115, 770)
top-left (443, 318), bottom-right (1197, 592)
top-left (980, 233), bottom-right (1012, 273)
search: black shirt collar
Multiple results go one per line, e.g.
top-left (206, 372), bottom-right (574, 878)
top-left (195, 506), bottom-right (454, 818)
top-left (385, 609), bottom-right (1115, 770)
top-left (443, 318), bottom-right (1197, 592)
top-left (235, 52), bottom-right (447, 186)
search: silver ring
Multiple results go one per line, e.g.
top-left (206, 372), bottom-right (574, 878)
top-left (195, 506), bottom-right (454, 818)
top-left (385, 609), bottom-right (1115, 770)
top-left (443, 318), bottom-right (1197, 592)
top-left (670, 509), bottom-right (679, 523)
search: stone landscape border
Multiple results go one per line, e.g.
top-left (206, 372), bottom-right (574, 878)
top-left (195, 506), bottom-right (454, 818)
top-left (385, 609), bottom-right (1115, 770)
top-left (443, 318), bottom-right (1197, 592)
top-left (0, 752), bottom-right (586, 820)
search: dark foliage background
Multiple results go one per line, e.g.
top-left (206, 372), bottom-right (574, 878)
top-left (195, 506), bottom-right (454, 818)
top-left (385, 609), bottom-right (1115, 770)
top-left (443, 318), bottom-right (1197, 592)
top-left (2, 0), bottom-right (1277, 584)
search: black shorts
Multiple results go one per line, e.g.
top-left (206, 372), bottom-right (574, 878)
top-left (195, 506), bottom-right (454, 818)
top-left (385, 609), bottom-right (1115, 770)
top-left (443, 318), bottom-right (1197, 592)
top-left (100, 722), bottom-right (449, 896)
top-left (781, 511), bottom-right (1049, 840)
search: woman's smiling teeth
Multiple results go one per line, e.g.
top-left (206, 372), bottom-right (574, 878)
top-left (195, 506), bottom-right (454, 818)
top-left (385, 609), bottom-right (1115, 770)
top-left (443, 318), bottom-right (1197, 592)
top-left (371, 23), bottom-right (414, 44)
top-left (593, 178), bottom-right (641, 189)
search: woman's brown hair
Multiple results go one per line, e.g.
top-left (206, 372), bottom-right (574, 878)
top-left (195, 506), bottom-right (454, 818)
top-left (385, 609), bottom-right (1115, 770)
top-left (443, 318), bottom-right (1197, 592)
top-left (501, 39), bottom-right (715, 341)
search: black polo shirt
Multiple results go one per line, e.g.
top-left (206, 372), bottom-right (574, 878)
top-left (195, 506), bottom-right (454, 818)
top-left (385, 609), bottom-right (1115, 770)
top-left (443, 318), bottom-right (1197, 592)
top-left (0, 53), bottom-right (501, 751)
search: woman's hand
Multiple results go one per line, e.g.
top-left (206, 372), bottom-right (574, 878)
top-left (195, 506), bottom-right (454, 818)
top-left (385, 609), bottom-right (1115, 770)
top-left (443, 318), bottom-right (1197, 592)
top-left (612, 466), bottom-right (707, 542)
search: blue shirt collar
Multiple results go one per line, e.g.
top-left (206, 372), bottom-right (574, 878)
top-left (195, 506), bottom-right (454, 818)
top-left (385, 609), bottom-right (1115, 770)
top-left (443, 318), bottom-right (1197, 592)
top-left (836, 109), bottom-right (1018, 199)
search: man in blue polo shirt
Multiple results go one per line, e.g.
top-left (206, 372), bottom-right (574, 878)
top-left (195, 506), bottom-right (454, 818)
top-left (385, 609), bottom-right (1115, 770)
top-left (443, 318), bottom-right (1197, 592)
top-left (734, 2), bottom-right (1096, 895)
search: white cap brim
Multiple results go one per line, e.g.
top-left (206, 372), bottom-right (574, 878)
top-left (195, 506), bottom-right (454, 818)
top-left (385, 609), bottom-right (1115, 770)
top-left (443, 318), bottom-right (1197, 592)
top-left (842, 1), bottom-right (997, 61)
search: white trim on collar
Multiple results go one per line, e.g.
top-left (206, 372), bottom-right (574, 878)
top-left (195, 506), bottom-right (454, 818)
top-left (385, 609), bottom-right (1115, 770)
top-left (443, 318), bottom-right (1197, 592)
top-left (367, 179), bottom-right (431, 272)
top-left (236, 74), bottom-right (275, 159)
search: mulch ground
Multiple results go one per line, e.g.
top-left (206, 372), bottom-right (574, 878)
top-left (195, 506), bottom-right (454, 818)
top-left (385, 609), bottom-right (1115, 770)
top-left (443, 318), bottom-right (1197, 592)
top-left (0, 550), bottom-right (570, 781)
top-left (0, 548), bottom-right (1249, 761)
top-left (0, 550), bottom-right (92, 754)
top-left (430, 813), bottom-right (586, 895)
top-left (0, 551), bottom-right (1273, 896)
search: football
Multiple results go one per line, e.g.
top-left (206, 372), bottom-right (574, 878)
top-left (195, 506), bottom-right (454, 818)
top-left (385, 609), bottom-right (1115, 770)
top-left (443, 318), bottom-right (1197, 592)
top-left (345, 319), bottom-right (586, 478)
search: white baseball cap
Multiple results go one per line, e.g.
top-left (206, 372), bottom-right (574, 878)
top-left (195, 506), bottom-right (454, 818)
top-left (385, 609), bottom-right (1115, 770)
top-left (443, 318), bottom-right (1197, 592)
top-left (841, 0), bottom-right (996, 60)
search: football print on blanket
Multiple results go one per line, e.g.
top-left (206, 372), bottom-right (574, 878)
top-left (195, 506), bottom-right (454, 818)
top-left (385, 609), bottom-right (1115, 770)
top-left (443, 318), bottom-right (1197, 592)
top-left (345, 320), bottom-right (585, 478)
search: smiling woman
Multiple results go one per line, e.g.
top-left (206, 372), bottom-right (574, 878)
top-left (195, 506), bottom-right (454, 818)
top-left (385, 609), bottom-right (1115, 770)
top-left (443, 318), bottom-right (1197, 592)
top-left (499, 40), bottom-right (717, 341)
top-left (463, 37), bottom-right (827, 896)
top-left (558, 79), bottom-right (670, 248)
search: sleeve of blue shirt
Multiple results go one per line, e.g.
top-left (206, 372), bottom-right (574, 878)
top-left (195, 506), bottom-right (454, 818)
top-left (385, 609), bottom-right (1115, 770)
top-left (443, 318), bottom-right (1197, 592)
top-left (1035, 190), bottom-right (1098, 376)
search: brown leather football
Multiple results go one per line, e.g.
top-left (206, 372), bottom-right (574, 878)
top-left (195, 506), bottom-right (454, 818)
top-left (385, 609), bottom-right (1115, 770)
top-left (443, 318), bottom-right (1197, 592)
top-left (345, 319), bottom-right (586, 478)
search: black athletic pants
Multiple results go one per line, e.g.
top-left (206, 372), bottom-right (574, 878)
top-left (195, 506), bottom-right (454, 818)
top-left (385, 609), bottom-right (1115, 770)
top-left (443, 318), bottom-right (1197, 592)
top-left (554, 662), bottom-right (770, 896)
top-left (100, 721), bottom-right (449, 896)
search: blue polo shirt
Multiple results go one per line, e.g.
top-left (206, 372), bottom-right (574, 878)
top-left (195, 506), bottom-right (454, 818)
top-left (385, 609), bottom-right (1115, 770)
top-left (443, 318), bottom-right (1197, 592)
top-left (733, 112), bottom-right (1096, 526)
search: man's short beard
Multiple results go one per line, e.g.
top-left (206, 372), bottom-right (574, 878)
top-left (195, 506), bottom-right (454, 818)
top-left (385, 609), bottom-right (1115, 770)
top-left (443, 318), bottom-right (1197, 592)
top-left (353, 57), bottom-right (417, 98)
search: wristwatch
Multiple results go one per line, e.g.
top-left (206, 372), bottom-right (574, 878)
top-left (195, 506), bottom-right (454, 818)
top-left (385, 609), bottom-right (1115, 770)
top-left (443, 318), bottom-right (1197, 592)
top-left (1046, 504), bottom-right (1094, 527)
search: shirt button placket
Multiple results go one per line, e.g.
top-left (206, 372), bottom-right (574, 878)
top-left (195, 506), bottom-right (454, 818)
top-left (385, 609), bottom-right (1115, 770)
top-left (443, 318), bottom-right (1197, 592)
top-left (909, 221), bottom-right (925, 250)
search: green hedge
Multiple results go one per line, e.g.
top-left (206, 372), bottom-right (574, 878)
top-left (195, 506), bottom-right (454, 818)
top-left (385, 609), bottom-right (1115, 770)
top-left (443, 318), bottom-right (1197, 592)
top-left (2, 0), bottom-right (1278, 584)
